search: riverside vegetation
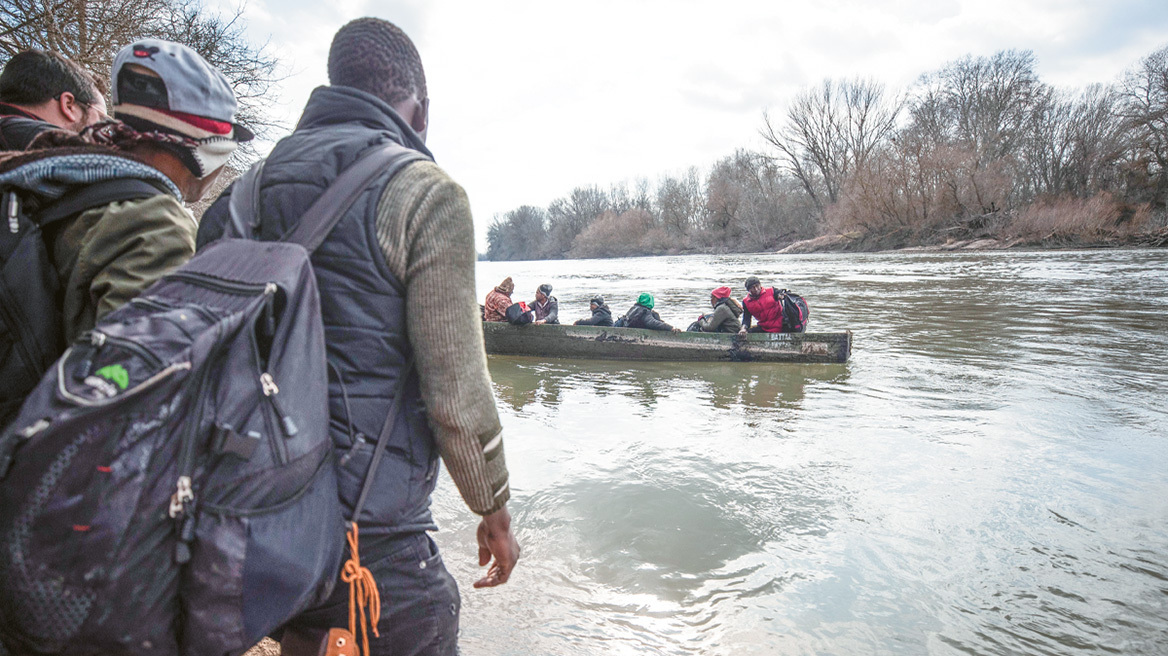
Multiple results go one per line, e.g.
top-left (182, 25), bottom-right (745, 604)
top-left (486, 47), bottom-right (1168, 260)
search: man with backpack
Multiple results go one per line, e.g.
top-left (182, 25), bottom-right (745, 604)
top-left (196, 17), bottom-right (519, 656)
top-left (738, 276), bottom-right (810, 334)
top-left (616, 293), bottom-right (680, 331)
top-left (0, 49), bottom-right (108, 149)
top-left (0, 38), bottom-right (249, 428)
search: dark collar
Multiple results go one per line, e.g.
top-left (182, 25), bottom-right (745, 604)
top-left (297, 86), bottom-right (433, 159)
top-left (0, 102), bottom-right (44, 121)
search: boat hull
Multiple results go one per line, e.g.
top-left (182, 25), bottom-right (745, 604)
top-left (482, 322), bottom-right (851, 363)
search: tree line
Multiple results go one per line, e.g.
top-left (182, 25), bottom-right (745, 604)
top-left (486, 46), bottom-right (1168, 260)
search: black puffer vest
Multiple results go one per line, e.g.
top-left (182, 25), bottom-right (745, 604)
top-left (198, 86), bottom-right (439, 534)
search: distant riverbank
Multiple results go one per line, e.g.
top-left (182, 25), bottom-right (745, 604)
top-left (481, 226), bottom-right (1168, 262)
top-left (777, 225), bottom-right (1168, 254)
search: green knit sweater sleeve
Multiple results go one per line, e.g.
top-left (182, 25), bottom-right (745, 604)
top-left (374, 160), bottom-right (510, 516)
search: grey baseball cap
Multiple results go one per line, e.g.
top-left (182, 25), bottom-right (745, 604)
top-left (111, 38), bottom-right (253, 141)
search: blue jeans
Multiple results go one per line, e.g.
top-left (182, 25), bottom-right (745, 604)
top-left (284, 532), bottom-right (460, 656)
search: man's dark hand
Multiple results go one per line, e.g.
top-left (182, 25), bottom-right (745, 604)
top-left (474, 505), bottom-right (520, 588)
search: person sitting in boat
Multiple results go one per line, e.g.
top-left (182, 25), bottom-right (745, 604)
top-left (573, 295), bottom-right (613, 326)
top-left (530, 283), bottom-right (559, 324)
top-left (738, 276), bottom-right (783, 334)
top-left (484, 276), bottom-right (515, 322)
top-left (693, 286), bottom-right (743, 333)
top-left (616, 293), bottom-right (679, 332)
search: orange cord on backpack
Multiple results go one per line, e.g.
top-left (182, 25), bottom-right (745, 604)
top-left (342, 522), bottom-right (380, 656)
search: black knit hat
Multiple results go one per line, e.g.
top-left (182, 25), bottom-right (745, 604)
top-left (744, 276), bottom-right (761, 290)
top-left (538, 283), bottom-right (552, 295)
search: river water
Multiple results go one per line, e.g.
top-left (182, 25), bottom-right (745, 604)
top-left (427, 250), bottom-right (1168, 655)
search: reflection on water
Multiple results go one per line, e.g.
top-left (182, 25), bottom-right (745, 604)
top-left (489, 357), bottom-right (848, 413)
top-left (430, 250), bottom-right (1168, 656)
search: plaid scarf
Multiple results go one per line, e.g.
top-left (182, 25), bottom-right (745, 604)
top-left (0, 123), bottom-right (183, 201)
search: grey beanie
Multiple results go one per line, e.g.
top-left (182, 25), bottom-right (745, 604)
top-left (538, 283), bottom-right (553, 295)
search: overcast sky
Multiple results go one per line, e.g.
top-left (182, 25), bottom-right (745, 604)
top-left (217, 0), bottom-right (1168, 250)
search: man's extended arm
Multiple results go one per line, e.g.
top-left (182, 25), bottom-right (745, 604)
top-left (374, 160), bottom-right (518, 586)
top-left (739, 302), bottom-right (753, 333)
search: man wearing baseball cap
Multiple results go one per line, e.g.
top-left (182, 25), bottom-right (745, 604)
top-left (0, 37), bottom-right (248, 418)
top-left (107, 37), bottom-right (252, 199)
top-left (38, 37), bottom-right (251, 337)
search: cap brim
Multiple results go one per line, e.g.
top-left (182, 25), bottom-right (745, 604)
top-left (233, 122), bottom-right (255, 142)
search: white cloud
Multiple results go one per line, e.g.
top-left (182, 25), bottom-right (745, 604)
top-left (219, 0), bottom-right (1168, 250)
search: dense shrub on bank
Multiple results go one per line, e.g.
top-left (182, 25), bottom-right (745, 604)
top-left (1004, 194), bottom-right (1155, 245)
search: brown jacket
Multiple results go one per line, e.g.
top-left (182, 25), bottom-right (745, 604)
top-left (484, 287), bottom-right (513, 322)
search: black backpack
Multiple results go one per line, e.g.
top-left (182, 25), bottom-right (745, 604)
top-left (1, 156), bottom-right (173, 429)
top-left (775, 289), bottom-right (810, 333)
top-left (505, 302), bottom-right (533, 325)
top-left (0, 144), bottom-right (420, 656)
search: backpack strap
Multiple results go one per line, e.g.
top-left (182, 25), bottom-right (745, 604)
top-left (281, 142), bottom-right (426, 254)
top-left (341, 357), bottom-right (416, 653)
top-left (351, 357), bottom-right (417, 523)
top-left (35, 178), bottom-right (170, 227)
top-left (0, 116), bottom-right (16, 151)
top-left (226, 158), bottom-right (266, 239)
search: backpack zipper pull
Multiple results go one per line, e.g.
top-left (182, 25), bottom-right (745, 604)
top-left (6, 192), bottom-right (19, 234)
top-left (261, 372), bottom-right (299, 437)
top-left (168, 475), bottom-right (193, 518)
top-left (75, 331), bottom-right (107, 381)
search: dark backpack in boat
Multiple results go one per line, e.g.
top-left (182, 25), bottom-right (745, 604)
top-left (775, 289), bottom-right (809, 333)
top-left (505, 301), bottom-right (533, 325)
top-left (0, 158), bottom-right (172, 429)
top-left (0, 144), bottom-right (419, 656)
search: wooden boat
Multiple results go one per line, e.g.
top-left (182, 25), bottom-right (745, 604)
top-left (483, 322), bottom-right (851, 363)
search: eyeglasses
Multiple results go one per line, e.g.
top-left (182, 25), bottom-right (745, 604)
top-left (59, 94), bottom-right (109, 123)
top-left (77, 100), bottom-right (109, 122)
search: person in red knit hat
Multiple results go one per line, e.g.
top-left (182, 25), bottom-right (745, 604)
top-left (692, 285), bottom-right (743, 333)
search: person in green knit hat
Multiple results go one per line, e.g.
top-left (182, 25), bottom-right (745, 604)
top-left (615, 292), bottom-right (679, 331)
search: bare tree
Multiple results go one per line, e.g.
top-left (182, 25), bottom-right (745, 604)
top-left (761, 77), bottom-right (902, 214)
top-left (544, 185), bottom-right (610, 256)
top-left (486, 206), bottom-right (548, 261)
top-left (1021, 84), bottom-right (1126, 199)
top-left (1117, 44), bottom-right (1168, 206)
top-left (655, 167), bottom-right (703, 236)
top-left (1, 0), bottom-right (282, 151)
top-left (914, 49), bottom-right (1045, 169)
top-left (0, 0), bottom-right (157, 75)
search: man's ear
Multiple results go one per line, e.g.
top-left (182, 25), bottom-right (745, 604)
top-left (57, 92), bottom-right (84, 123)
top-left (410, 97), bottom-right (429, 136)
top-left (393, 95), bottom-right (428, 141)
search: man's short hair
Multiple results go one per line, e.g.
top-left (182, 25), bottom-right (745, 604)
top-left (327, 18), bottom-right (427, 107)
top-left (0, 50), bottom-right (101, 107)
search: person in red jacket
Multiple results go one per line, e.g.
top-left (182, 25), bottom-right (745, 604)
top-left (738, 275), bottom-right (785, 334)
